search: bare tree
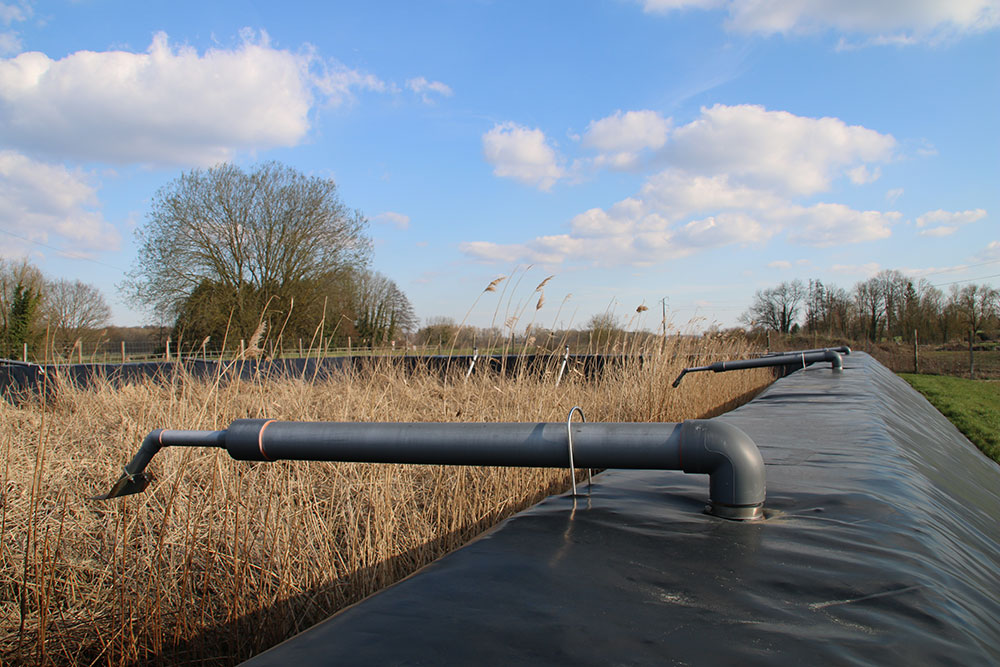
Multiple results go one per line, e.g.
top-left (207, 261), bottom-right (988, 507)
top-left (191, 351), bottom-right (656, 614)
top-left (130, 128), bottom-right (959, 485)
top-left (740, 280), bottom-right (805, 333)
top-left (854, 277), bottom-right (885, 341)
top-left (43, 278), bottom-right (112, 349)
top-left (950, 283), bottom-right (1000, 334)
top-left (351, 270), bottom-right (417, 346)
top-left (125, 161), bottom-right (372, 339)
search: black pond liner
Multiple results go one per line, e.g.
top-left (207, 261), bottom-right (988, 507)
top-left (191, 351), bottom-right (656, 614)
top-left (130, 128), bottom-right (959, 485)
top-left (241, 352), bottom-right (1000, 666)
top-left (0, 354), bottom-right (643, 401)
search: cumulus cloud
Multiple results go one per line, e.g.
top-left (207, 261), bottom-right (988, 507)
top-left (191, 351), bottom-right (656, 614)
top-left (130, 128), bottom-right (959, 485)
top-left (374, 211), bottom-right (411, 230)
top-left (642, 0), bottom-right (1000, 44)
top-left (664, 104), bottom-right (895, 196)
top-left (582, 110), bottom-right (671, 170)
top-left (482, 122), bottom-right (564, 190)
top-left (406, 76), bottom-right (453, 103)
top-left (0, 30), bottom-right (391, 165)
top-left (0, 151), bottom-right (120, 254)
top-left (467, 105), bottom-right (902, 267)
top-left (782, 203), bottom-right (898, 246)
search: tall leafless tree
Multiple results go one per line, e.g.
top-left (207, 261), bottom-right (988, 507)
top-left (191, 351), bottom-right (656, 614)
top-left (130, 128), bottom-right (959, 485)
top-left (124, 161), bottom-right (372, 340)
top-left (740, 280), bottom-right (805, 333)
top-left (43, 278), bottom-right (112, 349)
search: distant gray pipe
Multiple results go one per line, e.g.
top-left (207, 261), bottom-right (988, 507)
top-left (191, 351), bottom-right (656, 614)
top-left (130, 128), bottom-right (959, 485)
top-left (94, 418), bottom-right (766, 520)
top-left (761, 345), bottom-right (851, 358)
top-left (672, 348), bottom-right (845, 388)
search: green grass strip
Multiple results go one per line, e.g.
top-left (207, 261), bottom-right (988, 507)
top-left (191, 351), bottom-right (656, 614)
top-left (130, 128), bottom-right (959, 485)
top-left (899, 373), bottom-right (1000, 465)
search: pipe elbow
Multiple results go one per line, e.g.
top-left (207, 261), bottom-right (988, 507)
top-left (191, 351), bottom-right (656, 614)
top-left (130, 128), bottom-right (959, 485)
top-left (679, 420), bottom-right (765, 520)
top-left (828, 350), bottom-right (843, 371)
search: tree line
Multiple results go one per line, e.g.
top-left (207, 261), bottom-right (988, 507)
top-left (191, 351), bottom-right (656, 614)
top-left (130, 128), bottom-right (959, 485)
top-left (740, 270), bottom-right (999, 344)
top-left (0, 257), bottom-right (112, 358)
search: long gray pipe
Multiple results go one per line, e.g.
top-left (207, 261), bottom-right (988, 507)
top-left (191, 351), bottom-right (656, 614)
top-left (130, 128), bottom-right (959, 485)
top-left (672, 348), bottom-right (844, 388)
top-left (94, 418), bottom-right (766, 521)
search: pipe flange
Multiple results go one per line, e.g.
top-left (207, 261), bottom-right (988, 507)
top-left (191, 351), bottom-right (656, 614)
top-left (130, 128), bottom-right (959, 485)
top-left (707, 502), bottom-right (764, 521)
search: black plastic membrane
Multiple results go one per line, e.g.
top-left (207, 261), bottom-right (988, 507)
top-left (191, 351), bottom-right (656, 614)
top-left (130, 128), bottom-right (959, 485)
top-left (243, 353), bottom-right (1000, 665)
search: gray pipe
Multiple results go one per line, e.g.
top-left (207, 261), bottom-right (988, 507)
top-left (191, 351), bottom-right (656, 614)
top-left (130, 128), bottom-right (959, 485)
top-left (94, 418), bottom-right (765, 520)
top-left (761, 345), bottom-right (850, 358)
top-left (672, 348), bottom-right (844, 388)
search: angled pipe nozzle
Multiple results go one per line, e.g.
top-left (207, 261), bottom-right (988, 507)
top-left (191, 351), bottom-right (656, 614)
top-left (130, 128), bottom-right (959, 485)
top-left (91, 428), bottom-right (226, 500)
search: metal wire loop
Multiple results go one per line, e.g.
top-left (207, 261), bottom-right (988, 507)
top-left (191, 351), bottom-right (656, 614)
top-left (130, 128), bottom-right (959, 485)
top-left (566, 406), bottom-right (591, 496)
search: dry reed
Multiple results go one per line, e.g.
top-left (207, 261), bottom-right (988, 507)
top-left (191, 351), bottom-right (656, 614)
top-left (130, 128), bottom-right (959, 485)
top-left (1, 333), bottom-right (770, 665)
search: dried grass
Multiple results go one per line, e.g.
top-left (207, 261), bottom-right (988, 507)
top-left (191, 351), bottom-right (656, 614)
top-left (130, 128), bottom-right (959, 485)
top-left (1, 333), bottom-right (770, 665)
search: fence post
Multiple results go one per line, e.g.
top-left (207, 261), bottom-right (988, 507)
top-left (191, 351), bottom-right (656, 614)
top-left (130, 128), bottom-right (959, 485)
top-left (121, 340), bottom-right (126, 363)
top-left (166, 338), bottom-right (171, 362)
top-left (913, 329), bottom-right (919, 374)
top-left (969, 328), bottom-right (975, 380)
top-left (23, 342), bottom-right (27, 363)
top-left (77, 340), bottom-right (83, 364)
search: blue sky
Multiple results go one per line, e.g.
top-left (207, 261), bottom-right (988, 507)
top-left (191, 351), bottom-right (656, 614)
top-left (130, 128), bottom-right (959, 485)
top-left (1, 0), bottom-right (997, 331)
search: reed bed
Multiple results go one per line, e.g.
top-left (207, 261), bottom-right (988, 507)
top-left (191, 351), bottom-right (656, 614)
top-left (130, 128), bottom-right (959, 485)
top-left (1, 333), bottom-right (770, 665)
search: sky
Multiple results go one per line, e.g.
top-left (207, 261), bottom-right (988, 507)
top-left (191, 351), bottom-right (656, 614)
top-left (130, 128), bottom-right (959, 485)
top-left (0, 0), bottom-right (998, 332)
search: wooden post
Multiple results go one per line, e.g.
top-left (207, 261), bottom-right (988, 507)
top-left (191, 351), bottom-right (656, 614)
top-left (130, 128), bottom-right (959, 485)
top-left (913, 329), bottom-right (919, 374)
top-left (121, 340), bottom-right (126, 363)
top-left (298, 338), bottom-right (303, 358)
top-left (765, 331), bottom-right (771, 353)
top-left (166, 338), bottom-right (171, 362)
top-left (969, 328), bottom-right (975, 380)
top-left (23, 342), bottom-right (28, 363)
top-left (78, 340), bottom-right (83, 364)
top-left (240, 339), bottom-right (245, 358)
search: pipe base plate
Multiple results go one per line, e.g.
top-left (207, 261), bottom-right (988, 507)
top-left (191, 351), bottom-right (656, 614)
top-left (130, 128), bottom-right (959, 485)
top-left (707, 503), bottom-right (764, 521)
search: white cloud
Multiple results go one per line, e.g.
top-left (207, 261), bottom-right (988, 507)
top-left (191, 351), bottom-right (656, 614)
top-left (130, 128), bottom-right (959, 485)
top-left (374, 211), bottom-right (411, 230)
top-left (915, 208), bottom-right (986, 227)
top-left (916, 208), bottom-right (986, 237)
top-left (977, 241), bottom-right (1000, 261)
top-left (582, 110), bottom-right (671, 170)
top-left (643, 0), bottom-right (1000, 44)
top-left (664, 104), bottom-right (895, 196)
top-left (847, 165), bottom-right (881, 184)
top-left (782, 203), bottom-right (898, 246)
top-left (832, 262), bottom-right (881, 277)
top-left (482, 122), bottom-right (564, 190)
top-left (768, 260), bottom-right (792, 269)
top-left (919, 226), bottom-right (958, 237)
top-left (0, 0), bottom-right (29, 56)
top-left (0, 151), bottom-right (120, 254)
top-left (643, 0), bottom-right (725, 10)
top-left (406, 76), bottom-right (453, 103)
top-left (886, 187), bottom-right (904, 203)
top-left (0, 31), bottom-right (19, 55)
top-left (468, 105), bottom-right (901, 267)
top-left (0, 1), bottom-right (30, 24)
top-left (0, 30), bottom-right (389, 165)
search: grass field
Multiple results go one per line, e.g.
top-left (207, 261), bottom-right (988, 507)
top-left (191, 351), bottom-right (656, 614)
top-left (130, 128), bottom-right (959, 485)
top-left (899, 373), bottom-right (1000, 465)
top-left (1, 334), bottom-right (771, 666)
